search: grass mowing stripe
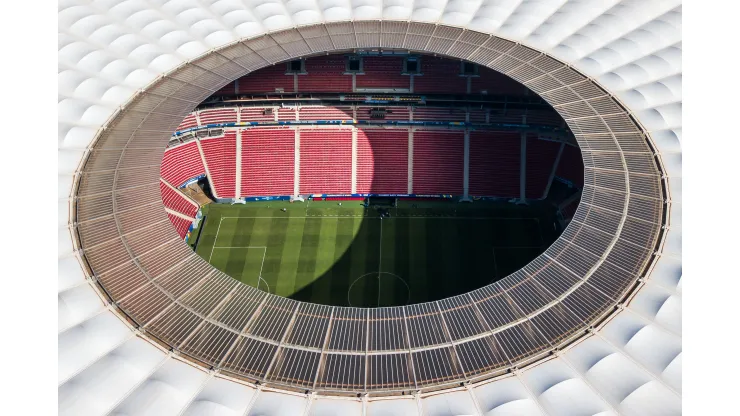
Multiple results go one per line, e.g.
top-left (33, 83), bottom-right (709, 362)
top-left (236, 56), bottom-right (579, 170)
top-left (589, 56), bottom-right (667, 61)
top-left (291, 217), bottom-right (322, 302)
top-left (261, 216), bottom-right (290, 293)
top-left (347, 218), bottom-right (378, 307)
top-left (393, 217), bottom-right (411, 305)
top-left (310, 217), bottom-right (339, 304)
top-left (408, 217), bottom-right (427, 304)
top-left (328, 216), bottom-right (355, 305)
top-left (278, 216), bottom-right (305, 297)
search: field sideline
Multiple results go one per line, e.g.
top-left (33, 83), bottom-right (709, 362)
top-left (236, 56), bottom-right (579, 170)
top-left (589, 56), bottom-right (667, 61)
top-left (190, 199), bottom-right (558, 307)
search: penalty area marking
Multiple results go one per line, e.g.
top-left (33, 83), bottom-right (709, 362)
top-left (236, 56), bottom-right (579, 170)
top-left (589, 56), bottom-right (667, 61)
top-left (210, 245), bottom-right (268, 292)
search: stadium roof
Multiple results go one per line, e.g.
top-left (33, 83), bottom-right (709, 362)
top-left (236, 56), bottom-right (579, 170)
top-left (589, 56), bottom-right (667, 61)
top-left (59, 1), bottom-right (682, 415)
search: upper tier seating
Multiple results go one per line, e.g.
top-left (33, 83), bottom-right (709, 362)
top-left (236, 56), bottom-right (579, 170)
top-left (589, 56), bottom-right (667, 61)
top-left (198, 108), bottom-right (238, 125)
top-left (471, 67), bottom-right (529, 96)
top-left (356, 57), bottom-right (409, 90)
top-left (299, 129), bottom-right (352, 194)
top-left (200, 131), bottom-right (237, 198)
top-left (238, 65), bottom-right (294, 94)
top-left (556, 145), bottom-right (585, 188)
top-left (277, 107), bottom-right (297, 121)
top-left (356, 129), bottom-right (409, 194)
top-left (241, 128), bottom-right (295, 196)
top-left (160, 181), bottom-right (198, 218)
top-left (413, 57), bottom-right (468, 94)
top-left (298, 55), bottom-right (353, 93)
top-left (160, 141), bottom-right (205, 187)
top-left (469, 131), bottom-right (521, 197)
top-left (412, 130), bottom-right (464, 194)
top-left (167, 213), bottom-right (192, 238)
top-left (176, 114), bottom-right (198, 131)
top-left (298, 106), bottom-right (353, 121)
top-left (526, 136), bottom-right (561, 199)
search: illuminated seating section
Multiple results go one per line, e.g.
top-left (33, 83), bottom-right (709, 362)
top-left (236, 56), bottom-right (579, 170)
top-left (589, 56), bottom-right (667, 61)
top-left (198, 108), bottom-right (237, 125)
top-left (298, 106), bottom-right (353, 121)
top-left (298, 55), bottom-right (353, 92)
top-left (163, 125), bottom-right (569, 201)
top-left (241, 128), bottom-right (295, 196)
top-left (166, 213), bottom-right (192, 238)
top-left (356, 129), bottom-right (409, 194)
top-left (469, 131), bottom-right (521, 198)
top-left (299, 129), bottom-right (353, 194)
top-left (412, 130), bottom-right (464, 195)
top-left (159, 181), bottom-right (197, 218)
top-left (200, 131), bottom-right (237, 198)
top-left (160, 141), bottom-right (205, 187)
top-left (356, 57), bottom-right (408, 90)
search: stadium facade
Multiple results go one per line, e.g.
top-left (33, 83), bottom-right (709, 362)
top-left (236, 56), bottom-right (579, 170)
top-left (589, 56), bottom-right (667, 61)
top-left (59, 1), bottom-right (682, 415)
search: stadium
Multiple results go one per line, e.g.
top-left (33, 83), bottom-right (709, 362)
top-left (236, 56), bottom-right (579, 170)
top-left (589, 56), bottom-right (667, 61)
top-left (59, 1), bottom-right (682, 415)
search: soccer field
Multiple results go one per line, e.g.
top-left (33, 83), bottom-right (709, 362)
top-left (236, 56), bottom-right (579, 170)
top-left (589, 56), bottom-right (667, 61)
top-left (191, 199), bottom-right (558, 307)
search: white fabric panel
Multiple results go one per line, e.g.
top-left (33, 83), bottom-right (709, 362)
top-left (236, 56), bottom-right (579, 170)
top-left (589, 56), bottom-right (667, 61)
top-left (601, 313), bottom-right (682, 383)
top-left (473, 377), bottom-right (543, 416)
top-left (367, 397), bottom-right (420, 416)
top-left (247, 390), bottom-right (308, 416)
top-left (521, 359), bottom-right (614, 416)
top-left (182, 377), bottom-right (257, 416)
top-left (59, 337), bottom-right (167, 416)
top-left (421, 390), bottom-right (478, 416)
top-left (564, 336), bottom-right (680, 415)
top-left (58, 311), bottom-right (131, 384)
top-left (59, 283), bottom-right (102, 332)
top-left (308, 397), bottom-right (363, 416)
top-left (110, 358), bottom-right (209, 416)
top-left (58, 255), bottom-right (88, 291)
top-left (629, 284), bottom-right (682, 335)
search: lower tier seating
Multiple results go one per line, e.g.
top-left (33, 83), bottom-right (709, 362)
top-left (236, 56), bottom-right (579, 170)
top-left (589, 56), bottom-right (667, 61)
top-left (200, 132), bottom-right (237, 198)
top-left (160, 181), bottom-right (198, 218)
top-left (242, 128), bottom-right (295, 196)
top-left (469, 131), bottom-right (520, 197)
top-left (526, 137), bottom-right (561, 199)
top-left (167, 213), bottom-right (192, 238)
top-left (356, 129), bottom-right (409, 194)
top-left (412, 130), bottom-right (464, 194)
top-left (160, 141), bottom-right (205, 187)
top-left (299, 129), bottom-right (353, 194)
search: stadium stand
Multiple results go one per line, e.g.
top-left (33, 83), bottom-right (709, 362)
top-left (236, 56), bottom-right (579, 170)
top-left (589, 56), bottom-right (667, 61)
top-left (526, 136), bottom-right (562, 199)
top-left (356, 106), bottom-right (411, 121)
top-left (469, 131), bottom-right (521, 197)
top-left (356, 57), bottom-right (409, 90)
top-left (412, 130), bottom-right (464, 194)
top-left (413, 107), bottom-right (467, 122)
top-left (298, 55), bottom-right (353, 93)
top-left (200, 131), bottom-right (237, 198)
top-left (237, 64), bottom-right (294, 94)
top-left (469, 108), bottom-right (487, 124)
top-left (198, 108), bottom-right (238, 125)
top-left (160, 141), bottom-right (205, 187)
top-left (277, 107), bottom-right (297, 121)
top-left (298, 106), bottom-right (353, 121)
top-left (176, 113), bottom-right (198, 131)
top-left (240, 106), bottom-right (276, 122)
top-left (299, 129), bottom-right (352, 194)
top-left (414, 56), bottom-right (468, 94)
top-left (556, 145), bottom-right (585, 188)
top-left (356, 128), bottom-right (409, 194)
top-left (241, 128), bottom-right (296, 196)
top-left (471, 66), bottom-right (529, 95)
top-left (167, 213), bottom-right (193, 238)
top-left (160, 181), bottom-right (198, 218)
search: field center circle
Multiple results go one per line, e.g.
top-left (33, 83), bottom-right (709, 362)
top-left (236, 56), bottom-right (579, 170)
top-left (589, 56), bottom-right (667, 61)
top-left (347, 272), bottom-right (410, 307)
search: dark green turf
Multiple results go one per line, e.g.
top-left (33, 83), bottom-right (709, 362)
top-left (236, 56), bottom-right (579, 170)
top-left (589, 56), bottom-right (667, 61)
top-left (192, 199), bottom-right (558, 307)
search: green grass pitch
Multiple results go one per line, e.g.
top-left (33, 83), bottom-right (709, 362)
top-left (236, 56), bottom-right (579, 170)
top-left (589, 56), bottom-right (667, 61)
top-left (190, 199), bottom-right (557, 307)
